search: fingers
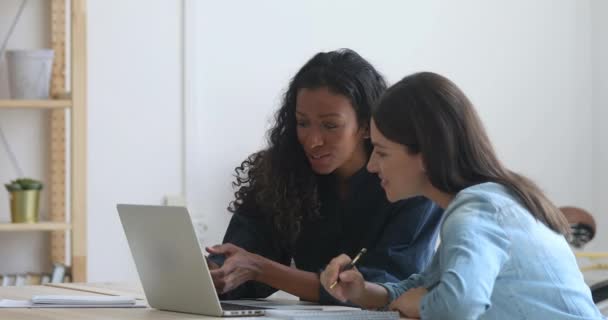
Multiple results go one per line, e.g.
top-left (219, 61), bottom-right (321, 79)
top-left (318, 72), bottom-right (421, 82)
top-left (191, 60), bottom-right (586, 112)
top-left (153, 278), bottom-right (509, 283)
top-left (338, 268), bottom-right (360, 283)
top-left (211, 267), bottom-right (237, 294)
top-left (324, 254), bottom-right (353, 286)
top-left (205, 243), bottom-right (238, 255)
top-left (210, 268), bottom-right (225, 279)
top-left (209, 252), bottom-right (248, 294)
top-left (388, 296), bottom-right (403, 312)
top-left (221, 268), bottom-right (250, 294)
top-left (388, 300), bottom-right (407, 318)
top-left (320, 254), bottom-right (356, 303)
top-left (320, 271), bottom-right (347, 302)
top-left (209, 264), bottom-right (226, 292)
top-left (387, 290), bottom-right (409, 317)
top-left (210, 264), bottom-right (250, 294)
top-left (208, 244), bottom-right (247, 294)
top-left (211, 274), bottom-right (225, 293)
top-left (210, 262), bottom-right (233, 294)
top-left (205, 256), bottom-right (220, 269)
top-left (332, 253), bottom-right (353, 266)
top-left (211, 261), bottom-right (235, 279)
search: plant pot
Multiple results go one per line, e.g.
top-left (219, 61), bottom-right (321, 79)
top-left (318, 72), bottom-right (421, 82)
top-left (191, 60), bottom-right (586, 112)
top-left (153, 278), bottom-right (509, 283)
top-left (9, 190), bottom-right (40, 223)
top-left (6, 49), bottom-right (55, 99)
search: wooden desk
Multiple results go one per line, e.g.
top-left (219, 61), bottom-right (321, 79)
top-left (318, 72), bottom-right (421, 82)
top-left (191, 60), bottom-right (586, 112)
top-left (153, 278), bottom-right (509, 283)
top-left (0, 285), bottom-right (218, 319)
top-left (0, 283), bottom-right (412, 319)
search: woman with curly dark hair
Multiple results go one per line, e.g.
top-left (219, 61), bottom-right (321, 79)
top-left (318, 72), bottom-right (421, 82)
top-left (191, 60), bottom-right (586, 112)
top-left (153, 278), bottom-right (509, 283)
top-left (206, 49), bottom-right (442, 304)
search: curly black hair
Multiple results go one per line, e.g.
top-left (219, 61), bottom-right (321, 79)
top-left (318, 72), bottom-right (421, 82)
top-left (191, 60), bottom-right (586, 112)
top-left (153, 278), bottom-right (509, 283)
top-left (228, 49), bottom-right (387, 248)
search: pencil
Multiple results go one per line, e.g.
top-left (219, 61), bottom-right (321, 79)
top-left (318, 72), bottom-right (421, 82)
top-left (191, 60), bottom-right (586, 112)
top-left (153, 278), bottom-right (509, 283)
top-left (329, 248), bottom-right (367, 289)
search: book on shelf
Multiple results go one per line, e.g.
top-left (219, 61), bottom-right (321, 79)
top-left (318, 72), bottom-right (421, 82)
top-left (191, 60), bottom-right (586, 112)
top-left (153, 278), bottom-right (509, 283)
top-left (1, 273), bottom-right (45, 286)
top-left (40, 273), bottom-right (51, 284)
top-left (0, 263), bottom-right (70, 286)
top-left (51, 263), bottom-right (67, 283)
top-left (15, 274), bottom-right (26, 286)
top-left (25, 272), bottom-right (42, 285)
top-left (2, 274), bottom-right (16, 286)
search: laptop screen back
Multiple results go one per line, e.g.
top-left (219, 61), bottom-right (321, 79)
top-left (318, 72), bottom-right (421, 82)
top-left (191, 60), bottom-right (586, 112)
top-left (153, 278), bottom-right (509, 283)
top-left (117, 204), bottom-right (224, 316)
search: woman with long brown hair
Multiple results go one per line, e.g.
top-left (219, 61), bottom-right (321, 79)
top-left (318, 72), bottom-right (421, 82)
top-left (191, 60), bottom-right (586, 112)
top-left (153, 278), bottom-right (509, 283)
top-left (321, 72), bottom-right (601, 318)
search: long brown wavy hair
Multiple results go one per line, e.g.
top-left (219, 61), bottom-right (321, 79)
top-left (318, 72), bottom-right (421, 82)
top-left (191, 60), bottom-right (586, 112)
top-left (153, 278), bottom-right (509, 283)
top-left (373, 72), bottom-right (570, 235)
top-left (228, 49), bottom-right (387, 248)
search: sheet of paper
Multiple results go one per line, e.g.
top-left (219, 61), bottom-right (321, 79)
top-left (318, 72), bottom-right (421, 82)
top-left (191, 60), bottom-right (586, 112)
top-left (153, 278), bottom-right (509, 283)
top-left (0, 299), bottom-right (147, 308)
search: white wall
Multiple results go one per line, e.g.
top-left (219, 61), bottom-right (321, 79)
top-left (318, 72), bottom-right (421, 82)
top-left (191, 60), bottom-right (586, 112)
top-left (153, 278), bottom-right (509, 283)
top-left (0, 0), bottom-right (53, 274)
top-left (86, 0), bottom-right (183, 281)
top-left (185, 0), bottom-right (595, 249)
top-left (590, 0), bottom-right (608, 251)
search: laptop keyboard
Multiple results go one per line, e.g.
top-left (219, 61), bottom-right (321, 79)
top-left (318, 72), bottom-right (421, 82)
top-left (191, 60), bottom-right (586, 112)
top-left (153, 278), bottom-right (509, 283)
top-left (220, 302), bottom-right (267, 310)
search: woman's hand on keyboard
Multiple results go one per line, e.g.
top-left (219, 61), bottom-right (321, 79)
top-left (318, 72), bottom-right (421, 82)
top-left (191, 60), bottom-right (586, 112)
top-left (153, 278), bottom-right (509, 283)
top-left (206, 244), bottom-right (264, 294)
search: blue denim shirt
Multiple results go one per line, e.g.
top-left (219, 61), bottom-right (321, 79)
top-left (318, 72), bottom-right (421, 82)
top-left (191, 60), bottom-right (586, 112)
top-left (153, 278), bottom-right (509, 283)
top-left (380, 182), bottom-right (602, 319)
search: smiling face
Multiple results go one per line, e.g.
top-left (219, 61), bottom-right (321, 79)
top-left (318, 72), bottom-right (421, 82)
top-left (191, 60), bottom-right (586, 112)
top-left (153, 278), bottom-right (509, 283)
top-left (367, 119), bottom-right (428, 202)
top-left (295, 87), bottom-right (369, 179)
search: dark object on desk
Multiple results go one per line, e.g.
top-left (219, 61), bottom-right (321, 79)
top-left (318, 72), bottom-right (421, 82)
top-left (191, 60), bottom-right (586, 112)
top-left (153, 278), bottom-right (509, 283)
top-left (559, 207), bottom-right (608, 305)
top-left (560, 206), bottom-right (596, 248)
top-left (591, 279), bottom-right (608, 303)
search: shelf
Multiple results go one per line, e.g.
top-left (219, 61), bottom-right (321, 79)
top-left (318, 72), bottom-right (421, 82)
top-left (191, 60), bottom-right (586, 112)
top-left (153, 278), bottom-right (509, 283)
top-left (0, 0), bottom-right (87, 281)
top-left (0, 222), bottom-right (71, 232)
top-left (0, 99), bottom-right (72, 109)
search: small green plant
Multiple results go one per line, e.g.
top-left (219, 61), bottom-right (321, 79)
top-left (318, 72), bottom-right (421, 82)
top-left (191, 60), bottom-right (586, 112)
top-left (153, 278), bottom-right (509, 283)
top-left (4, 178), bottom-right (43, 192)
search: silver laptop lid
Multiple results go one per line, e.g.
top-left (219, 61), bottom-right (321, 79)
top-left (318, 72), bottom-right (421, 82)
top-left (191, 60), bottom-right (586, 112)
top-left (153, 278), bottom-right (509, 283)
top-left (117, 204), bottom-right (225, 316)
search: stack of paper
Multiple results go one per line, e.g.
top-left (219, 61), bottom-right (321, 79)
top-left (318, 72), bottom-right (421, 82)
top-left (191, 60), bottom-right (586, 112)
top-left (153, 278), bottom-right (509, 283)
top-left (0, 295), bottom-right (146, 308)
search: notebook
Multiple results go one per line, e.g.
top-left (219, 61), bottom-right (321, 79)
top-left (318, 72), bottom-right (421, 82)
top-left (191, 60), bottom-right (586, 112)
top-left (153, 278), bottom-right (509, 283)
top-left (32, 295), bottom-right (136, 305)
top-left (0, 295), bottom-right (147, 308)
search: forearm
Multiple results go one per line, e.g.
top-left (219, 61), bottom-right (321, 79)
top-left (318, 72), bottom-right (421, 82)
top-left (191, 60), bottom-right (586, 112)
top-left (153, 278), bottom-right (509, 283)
top-left (256, 255), bottom-right (320, 302)
top-left (350, 282), bottom-right (389, 309)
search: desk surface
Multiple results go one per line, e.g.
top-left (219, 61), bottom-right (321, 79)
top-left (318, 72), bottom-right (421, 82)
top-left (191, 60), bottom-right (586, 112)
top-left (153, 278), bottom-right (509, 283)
top-left (0, 282), bottom-right (412, 319)
top-left (0, 284), bottom-right (224, 319)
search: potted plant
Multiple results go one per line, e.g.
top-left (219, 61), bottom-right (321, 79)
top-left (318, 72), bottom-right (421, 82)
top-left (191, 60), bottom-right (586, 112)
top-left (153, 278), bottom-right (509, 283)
top-left (5, 178), bottom-right (43, 223)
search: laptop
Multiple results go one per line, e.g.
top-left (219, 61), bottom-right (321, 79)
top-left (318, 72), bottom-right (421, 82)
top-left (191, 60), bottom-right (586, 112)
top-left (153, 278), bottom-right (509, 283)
top-left (117, 204), bottom-right (267, 317)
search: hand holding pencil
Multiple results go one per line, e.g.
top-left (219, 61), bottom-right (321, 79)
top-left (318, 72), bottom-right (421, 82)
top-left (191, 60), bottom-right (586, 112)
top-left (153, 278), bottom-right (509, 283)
top-left (320, 248), bottom-right (367, 303)
top-left (329, 248), bottom-right (367, 289)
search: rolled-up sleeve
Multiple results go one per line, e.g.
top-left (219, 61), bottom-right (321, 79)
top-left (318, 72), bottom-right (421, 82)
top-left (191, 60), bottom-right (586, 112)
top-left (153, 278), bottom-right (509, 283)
top-left (379, 273), bottom-right (427, 302)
